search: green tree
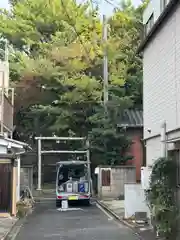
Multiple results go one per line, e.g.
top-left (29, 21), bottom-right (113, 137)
top-left (0, 0), bottom-right (143, 166)
top-left (108, 0), bottom-right (144, 109)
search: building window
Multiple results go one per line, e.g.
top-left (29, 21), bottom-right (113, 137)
top-left (161, 0), bottom-right (170, 12)
top-left (145, 14), bottom-right (154, 36)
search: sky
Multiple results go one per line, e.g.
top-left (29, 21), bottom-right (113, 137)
top-left (0, 0), bottom-right (142, 16)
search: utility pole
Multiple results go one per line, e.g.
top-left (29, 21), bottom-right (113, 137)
top-left (103, 14), bottom-right (108, 108)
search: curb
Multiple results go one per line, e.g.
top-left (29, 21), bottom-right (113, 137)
top-left (3, 217), bottom-right (25, 240)
top-left (0, 219), bottom-right (18, 240)
top-left (2, 208), bottom-right (34, 240)
top-left (96, 200), bottom-right (144, 240)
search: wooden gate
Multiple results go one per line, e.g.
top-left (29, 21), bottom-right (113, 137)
top-left (0, 163), bottom-right (12, 212)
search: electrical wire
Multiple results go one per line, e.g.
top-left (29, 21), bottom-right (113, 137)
top-left (91, 0), bottom-right (119, 8)
top-left (104, 0), bottom-right (119, 8)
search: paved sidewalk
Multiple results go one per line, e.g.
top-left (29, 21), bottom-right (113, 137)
top-left (100, 199), bottom-right (125, 218)
top-left (0, 216), bottom-right (17, 240)
top-left (98, 199), bottom-right (156, 240)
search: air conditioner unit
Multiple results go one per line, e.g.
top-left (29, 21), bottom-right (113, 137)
top-left (141, 166), bottom-right (152, 190)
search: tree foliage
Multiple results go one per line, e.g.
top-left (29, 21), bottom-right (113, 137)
top-left (0, 0), bottom-right (143, 166)
top-left (146, 157), bottom-right (178, 238)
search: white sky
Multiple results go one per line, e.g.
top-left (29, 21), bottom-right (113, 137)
top-left (0, 0), bottom-right (142, 14)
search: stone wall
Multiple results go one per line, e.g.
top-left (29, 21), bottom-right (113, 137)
top-left (98, 166), bottom-right (136, 199)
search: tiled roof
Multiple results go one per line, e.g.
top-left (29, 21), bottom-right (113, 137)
top-left (118, 109), bottom-right (143, 127)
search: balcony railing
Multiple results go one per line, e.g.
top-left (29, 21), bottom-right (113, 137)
top-left (0, 88), bottom-right (14, 135)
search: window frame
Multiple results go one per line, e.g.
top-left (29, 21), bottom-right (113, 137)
top-left (145, 13), bottom-right (154, 36)
top-left (161, 0), bottom-right (170, 12)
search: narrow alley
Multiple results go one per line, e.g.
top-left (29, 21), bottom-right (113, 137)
top-left (13, 200), bottom-right (140, 240)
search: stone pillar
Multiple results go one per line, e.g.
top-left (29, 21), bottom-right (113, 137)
top-left (16, 156), bottom-right (20, 202)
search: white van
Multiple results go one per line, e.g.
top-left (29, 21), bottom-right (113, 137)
top-left (56, 161), bottom-right (91, 207)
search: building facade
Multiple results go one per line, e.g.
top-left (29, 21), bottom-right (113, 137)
top-left (0, 138), bottom-right (29, 216)
top-left (140, 0), bottom-right (180, 167)
top-left (0, 39), bottom-right (14, 138)
top-left (118, 109), bottom-right (144, 182)
top-left (0, 40), bottom-right (30, 216)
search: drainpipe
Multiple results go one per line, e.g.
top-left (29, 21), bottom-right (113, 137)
top-left (160, 121), bottom-right (167, 158)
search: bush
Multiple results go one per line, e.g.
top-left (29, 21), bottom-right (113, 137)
top-left (145, 157), bottom-right (178, 239)
top-left (16, 200), bottom-right (33, 218)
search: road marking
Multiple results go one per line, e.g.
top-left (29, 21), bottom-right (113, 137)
top-left (96, 202), bottom-right (113, 221)
top-left (57, 207), bottom-right (83, 211)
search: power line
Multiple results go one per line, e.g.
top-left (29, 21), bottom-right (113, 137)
top-left (104, 0), bottom-right (119, 8)
top-left (91, 0), bottom-right (119, 8)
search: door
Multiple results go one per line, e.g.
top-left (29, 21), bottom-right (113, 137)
top-left (101, 169), bottom-right (111, 187)
top-left (0, 163), bottom-right (12, 212)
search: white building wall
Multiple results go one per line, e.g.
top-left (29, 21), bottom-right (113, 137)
top-left (146, 137), bottom-right (161, 166)
top-left (0, 145), bottom-right (7, 154)
top-left (143, 0), bottom-right (171, 24)
top-left (143, 4), bottom-right (180, 141)
top-left (143, 3), bottom-right (180, 166)
top-left (124, 183), bottom-right (150, 219)
top-left (0, 61), bottom-right (9, 88)
top-left (146, 131), bottom-right (180, 166)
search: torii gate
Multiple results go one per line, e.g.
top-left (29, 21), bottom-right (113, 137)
top-left (35, 136), bottom-right (90, 191)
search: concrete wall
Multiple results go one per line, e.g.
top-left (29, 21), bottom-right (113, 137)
top-left (98, 166), bottom-right (136, 199)
top-left (124, 183), bottom-right (150, 219)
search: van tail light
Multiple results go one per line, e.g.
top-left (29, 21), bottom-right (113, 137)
top-left (79, 195), bottom-right (89, 199)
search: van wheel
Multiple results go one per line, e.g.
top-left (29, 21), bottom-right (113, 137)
top-left (84, 199), bottom-right (90, 206)
top-left (56, 199), bottom-right (61, 208)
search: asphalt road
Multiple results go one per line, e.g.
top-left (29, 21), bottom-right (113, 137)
top-left (15, 200), bottom-right (140, 240)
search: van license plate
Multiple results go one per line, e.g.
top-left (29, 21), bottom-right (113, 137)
top-left (68, 196), bottom-right (78, 200)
